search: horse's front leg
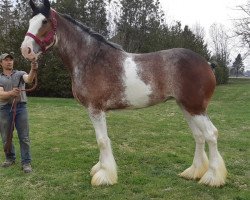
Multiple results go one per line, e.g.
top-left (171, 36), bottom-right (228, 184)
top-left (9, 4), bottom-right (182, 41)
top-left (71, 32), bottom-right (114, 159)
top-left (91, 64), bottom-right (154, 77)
top-left (88, 108), bottom-right (117, 186)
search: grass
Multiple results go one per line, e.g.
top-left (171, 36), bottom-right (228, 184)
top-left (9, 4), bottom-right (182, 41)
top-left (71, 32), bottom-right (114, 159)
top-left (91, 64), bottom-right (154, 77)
top-left (0, 78), bottom-right (249, 200)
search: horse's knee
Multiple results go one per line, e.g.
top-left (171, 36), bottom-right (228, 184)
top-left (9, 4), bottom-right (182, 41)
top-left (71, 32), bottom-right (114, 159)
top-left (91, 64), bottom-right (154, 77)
top-left (97, 137), bottom-right (110, 149)
top-left (212, 126), bottom-right (218, 138)
top-left (193, 134), bottom-right (205, 144)
top-left (204, 129), bottom-right (218, 145)
top-left (190, 122), bottom-right (205, 144)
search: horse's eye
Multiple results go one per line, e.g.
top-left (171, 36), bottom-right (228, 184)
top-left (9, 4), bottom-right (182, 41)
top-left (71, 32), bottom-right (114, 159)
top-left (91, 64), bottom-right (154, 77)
top-left (42, 19), bottom-right (48, 25)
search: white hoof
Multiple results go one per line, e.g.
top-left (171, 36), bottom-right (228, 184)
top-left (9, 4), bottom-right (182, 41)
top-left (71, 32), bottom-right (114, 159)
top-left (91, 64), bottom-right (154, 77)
top-left (90, 162), bottom-right (101, 176)
top-left (91, 168), bottom-right (117, 186)
top-left (199, 157), bottom-right (227, 187)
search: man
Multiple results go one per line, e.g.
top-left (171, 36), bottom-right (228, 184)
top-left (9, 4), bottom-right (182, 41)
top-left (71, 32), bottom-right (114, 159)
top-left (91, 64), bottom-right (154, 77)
top-left (0, 53), bottom-right (37, 173)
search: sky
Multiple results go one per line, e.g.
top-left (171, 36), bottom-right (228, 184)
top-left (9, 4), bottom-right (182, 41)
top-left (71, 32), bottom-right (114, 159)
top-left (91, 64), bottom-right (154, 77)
top-left (159, 0), bottom-right (246, 30)
top-left (159, 0), bottom-right (250, 70)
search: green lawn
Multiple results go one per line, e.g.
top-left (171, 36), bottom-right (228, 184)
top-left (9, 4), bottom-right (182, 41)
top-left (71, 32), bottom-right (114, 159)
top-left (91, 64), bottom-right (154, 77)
top-left (0, 78), bottom-right (249, 200)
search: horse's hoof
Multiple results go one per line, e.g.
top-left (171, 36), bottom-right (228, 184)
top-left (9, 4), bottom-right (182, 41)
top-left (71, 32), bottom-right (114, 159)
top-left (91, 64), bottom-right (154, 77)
top-left (91, 168), bottom-right (117, 186)
top-left (199, 168), bottom-right (227, 187)
top-left (199, 160), bottom-right (227, 187)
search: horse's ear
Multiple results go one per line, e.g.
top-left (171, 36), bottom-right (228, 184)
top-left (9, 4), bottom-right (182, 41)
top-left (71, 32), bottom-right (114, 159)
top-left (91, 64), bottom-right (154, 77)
top-left (43, 0), bottom-right (51, 9)
top-left (29, 0), bottom-right (37, 12)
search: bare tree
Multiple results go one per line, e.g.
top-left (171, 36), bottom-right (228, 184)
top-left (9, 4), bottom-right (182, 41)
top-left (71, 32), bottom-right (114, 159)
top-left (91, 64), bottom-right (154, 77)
top-left (192, 23), bottom-right (205, 41)
top-left (235, 1), bottom-right (250, 48)
top-left (209, 23), bottom-right (231, 67)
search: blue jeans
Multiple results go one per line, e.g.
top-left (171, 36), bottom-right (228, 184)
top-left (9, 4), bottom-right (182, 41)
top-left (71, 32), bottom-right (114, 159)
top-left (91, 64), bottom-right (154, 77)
top-left (0, 103), bottom-right (31, 164)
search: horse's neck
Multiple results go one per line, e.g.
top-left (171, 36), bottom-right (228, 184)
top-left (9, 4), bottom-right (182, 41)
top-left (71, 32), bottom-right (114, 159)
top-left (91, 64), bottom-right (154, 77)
top-left (55, 16), bottom-right (98, 70)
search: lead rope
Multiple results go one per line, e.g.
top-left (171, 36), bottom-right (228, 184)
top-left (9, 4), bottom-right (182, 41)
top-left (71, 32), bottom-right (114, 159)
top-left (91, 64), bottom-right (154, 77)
top-left (4, 72), bottom-right (38, 154)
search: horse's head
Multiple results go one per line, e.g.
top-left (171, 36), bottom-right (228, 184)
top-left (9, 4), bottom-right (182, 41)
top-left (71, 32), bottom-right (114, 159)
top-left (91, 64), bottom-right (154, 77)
top-left (21, 0), bottom-right (57, 61)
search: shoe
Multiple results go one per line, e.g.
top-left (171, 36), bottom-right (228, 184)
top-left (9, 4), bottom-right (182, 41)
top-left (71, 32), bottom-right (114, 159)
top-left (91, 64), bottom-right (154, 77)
top-left (22, 163), bottom-right (32, 173)
top-left (1, 160), bottom-right (15, 168)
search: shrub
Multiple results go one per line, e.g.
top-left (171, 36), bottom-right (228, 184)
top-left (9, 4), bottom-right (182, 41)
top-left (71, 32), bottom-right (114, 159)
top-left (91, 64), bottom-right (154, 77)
top-left (214, 65), bottom-right (229, 85)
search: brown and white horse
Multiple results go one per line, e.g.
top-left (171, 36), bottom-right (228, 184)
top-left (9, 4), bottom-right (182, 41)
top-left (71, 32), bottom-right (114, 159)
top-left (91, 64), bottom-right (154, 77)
top-left (21, 0), bottom-right (227, 187)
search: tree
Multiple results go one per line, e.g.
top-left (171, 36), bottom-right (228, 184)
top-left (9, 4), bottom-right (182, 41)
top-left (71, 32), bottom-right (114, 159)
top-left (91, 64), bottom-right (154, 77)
top-left (179, 25), bottom-right (210, 59)
top-left (106, 0), bottom-right (121, 37)
top-left (235, 1), bottom-right (250, 48)
top-left (84, 0), bottom-right (109, 37)
top-left (14, 0), bottom-right (33, 27)
top-left (115, 0), bottom-right (164, 53)
top-left (0, 0), bottom-right (14, 35)
top-left (209, 55), bottom-right (229, 84)
top-left (192, 23), bottom-right (205, 41)
top-left (209, 23), bottom-right (231, 67)
top-left (231, 54), bottom-right (245, 77)
top-left (55, 0), bottom-right (80, 18)
top-left (0, 0), bottom-right (23, 55)
top-left (209, 24), bottom-right (231, 84)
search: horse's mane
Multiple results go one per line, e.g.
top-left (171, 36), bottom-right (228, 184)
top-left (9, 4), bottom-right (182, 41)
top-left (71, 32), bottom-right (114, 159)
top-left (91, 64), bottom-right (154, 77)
top-left (61, 14), bottom-right (124, 51)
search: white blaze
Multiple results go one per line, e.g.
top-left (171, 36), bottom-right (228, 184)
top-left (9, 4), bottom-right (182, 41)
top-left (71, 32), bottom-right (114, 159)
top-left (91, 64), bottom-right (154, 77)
top-left (23, 14), bottom-right (45, 46)
top-left (21, 14), bottom-right (45, 60)
top-left (28, 14), bottom-right (45, 35)
top-left (123, 56), bottom-right (152, 107)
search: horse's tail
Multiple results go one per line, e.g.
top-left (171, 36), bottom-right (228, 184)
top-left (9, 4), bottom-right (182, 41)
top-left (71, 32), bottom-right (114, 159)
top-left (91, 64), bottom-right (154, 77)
top-left (208, 62), bottom-right (217, 70)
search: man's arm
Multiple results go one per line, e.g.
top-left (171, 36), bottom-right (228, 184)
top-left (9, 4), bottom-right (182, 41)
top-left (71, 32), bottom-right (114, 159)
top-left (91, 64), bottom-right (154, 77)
top-left (23, 61), bottom-right (38, 84)
top-left (0, 87), bottom-right (20, 101)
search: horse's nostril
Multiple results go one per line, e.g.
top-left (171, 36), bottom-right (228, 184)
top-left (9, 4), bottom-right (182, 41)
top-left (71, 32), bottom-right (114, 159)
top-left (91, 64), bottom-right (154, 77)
top-left (28, 47), bottom-right (31, 54)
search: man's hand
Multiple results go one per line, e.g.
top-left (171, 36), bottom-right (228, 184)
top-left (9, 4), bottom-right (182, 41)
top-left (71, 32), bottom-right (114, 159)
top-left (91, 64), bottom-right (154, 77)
top-left (9, 88), bottom-right (20, 97)
top-left (31, 61), bottom-right (38, 71)
top-left (22, 61), bottom-right (38, 84)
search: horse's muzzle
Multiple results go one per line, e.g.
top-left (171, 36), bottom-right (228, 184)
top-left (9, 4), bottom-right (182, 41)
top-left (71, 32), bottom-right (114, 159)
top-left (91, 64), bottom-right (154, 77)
top-left (20, 42), bottom-right (39, 61)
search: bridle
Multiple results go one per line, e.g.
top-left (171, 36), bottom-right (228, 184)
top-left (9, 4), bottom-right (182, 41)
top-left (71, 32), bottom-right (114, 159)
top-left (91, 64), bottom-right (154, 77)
top-left (26, 9), bottom-right (57, 53)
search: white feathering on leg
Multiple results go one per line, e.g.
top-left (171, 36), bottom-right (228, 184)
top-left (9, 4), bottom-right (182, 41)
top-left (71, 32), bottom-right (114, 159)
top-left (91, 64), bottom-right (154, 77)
top-left (180, 110), bottom-right (209, 180)
top-left (179, 151), bottom-right (209, 180)
top-left (89, 109), bottom-right (118, 186)
top-left (90, 161), bottom-right (101, 177)
top-left (193, 115), bottom-right (227, 187)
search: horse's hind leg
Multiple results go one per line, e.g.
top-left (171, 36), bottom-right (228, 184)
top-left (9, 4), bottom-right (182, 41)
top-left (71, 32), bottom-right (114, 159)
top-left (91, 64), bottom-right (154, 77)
top-left (196, 115), bottom-right (227, 186)
top-left (180, 110), bottom-right (227, 186)
top-left (88, 108), bottom-right (117, 186)
top-left (179, 110), bottom-right (209, 180)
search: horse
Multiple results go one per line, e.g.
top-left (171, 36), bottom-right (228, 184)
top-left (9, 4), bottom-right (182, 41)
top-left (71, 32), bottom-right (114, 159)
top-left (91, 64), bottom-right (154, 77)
top-left (21, 0), bottom-right (227, 187)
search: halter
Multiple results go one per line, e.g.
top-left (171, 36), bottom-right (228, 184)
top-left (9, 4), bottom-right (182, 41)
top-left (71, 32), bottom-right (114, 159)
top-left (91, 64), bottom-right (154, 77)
top-left (26, 10), bottom-right (57, 53)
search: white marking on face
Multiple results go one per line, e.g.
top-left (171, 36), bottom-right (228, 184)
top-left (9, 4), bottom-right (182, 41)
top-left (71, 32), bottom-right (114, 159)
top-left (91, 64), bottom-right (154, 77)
top-left (28, 14), bottom-right (45, 35)
top-left (23, 14), bottom-right (46, 45)
top-left (123, 56), bottom-right (152, 107)
top-left (21, 14), bottom-right (46, 60)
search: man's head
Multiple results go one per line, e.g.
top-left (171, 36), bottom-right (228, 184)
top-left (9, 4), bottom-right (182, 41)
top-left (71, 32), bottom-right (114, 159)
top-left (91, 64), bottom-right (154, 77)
top-left (0, 53), bottom-right (14, 70)
top-left (0, 53), bottom-right (13, 61)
